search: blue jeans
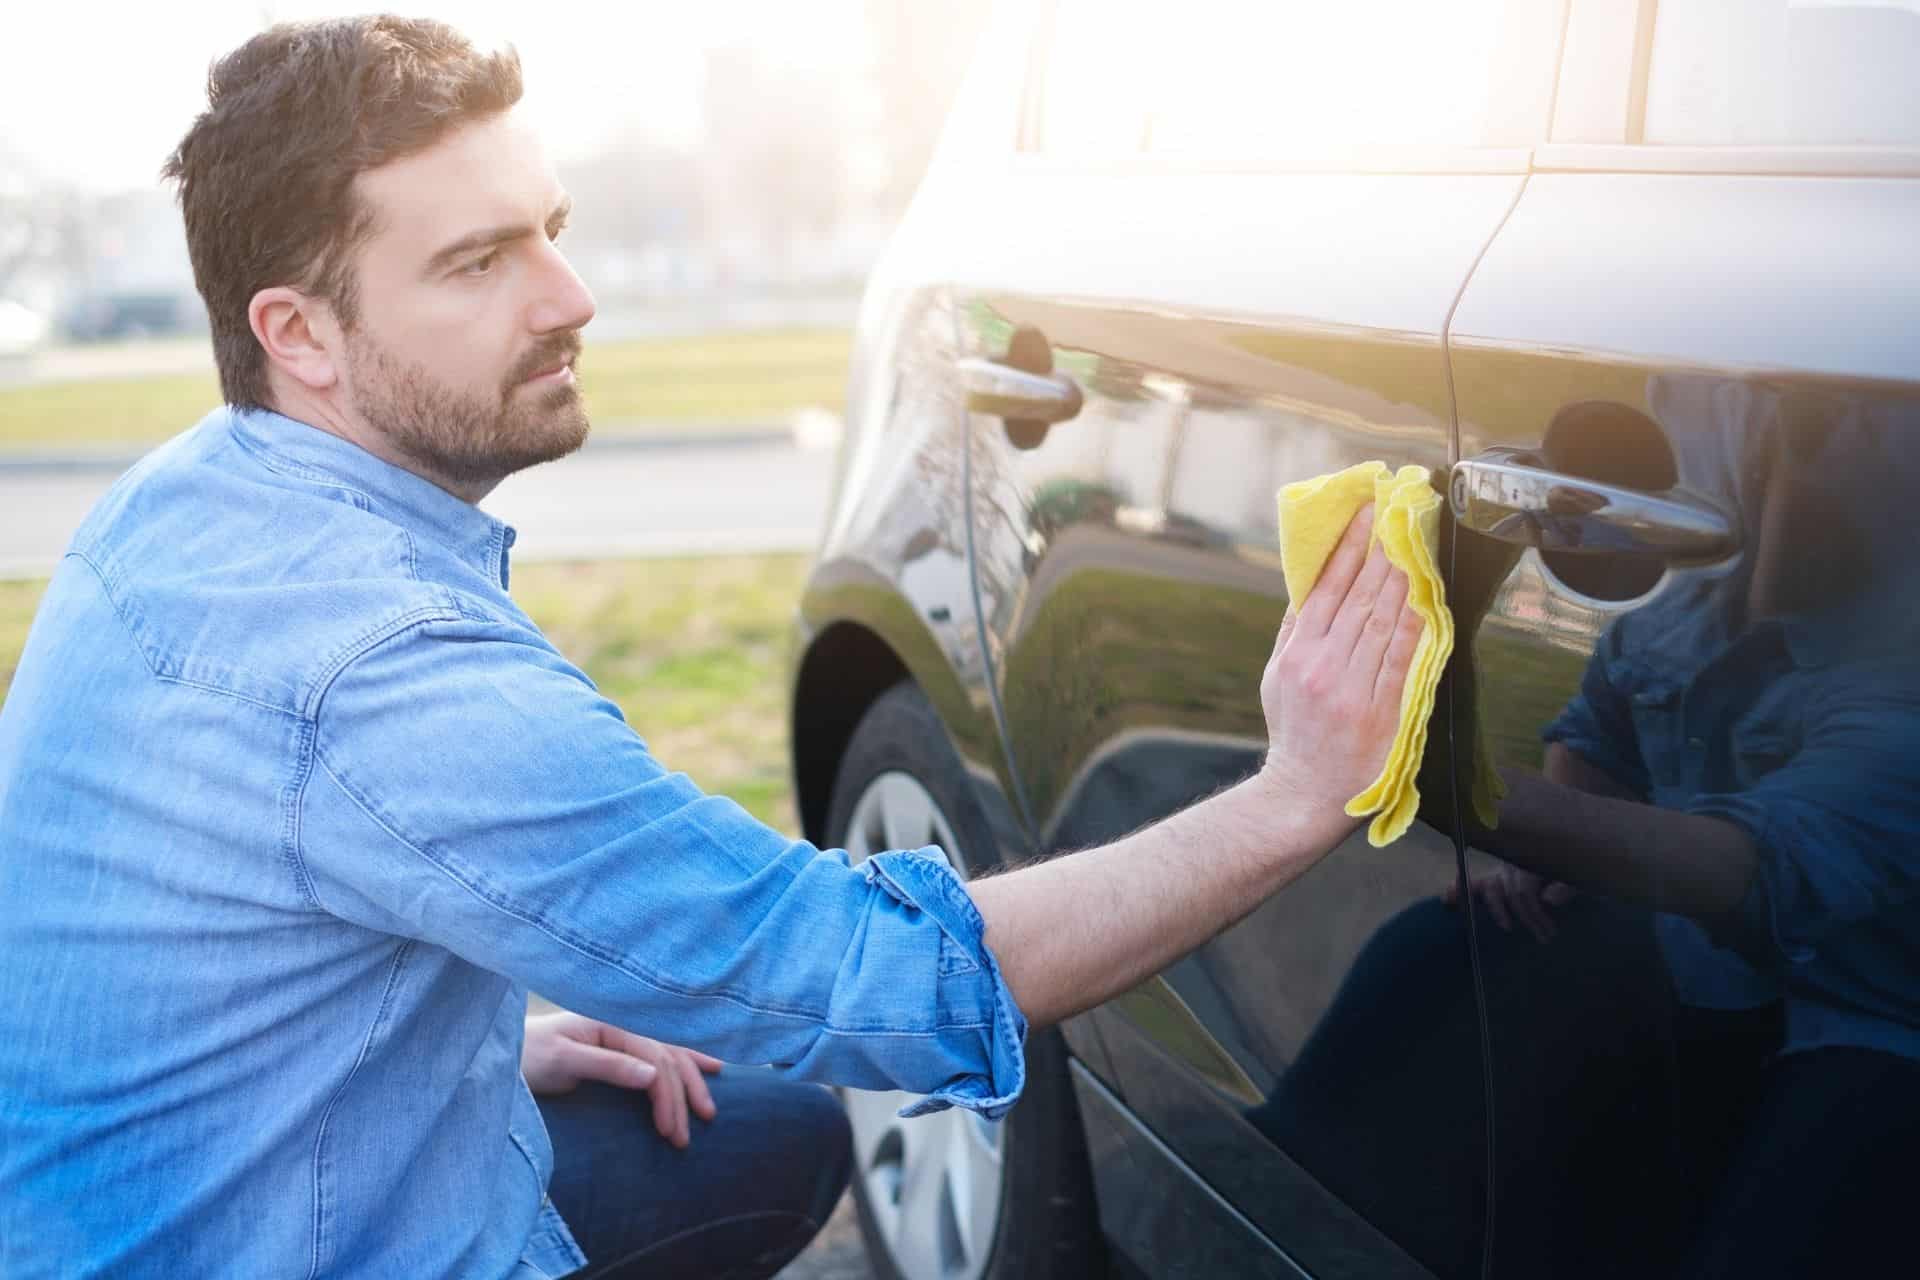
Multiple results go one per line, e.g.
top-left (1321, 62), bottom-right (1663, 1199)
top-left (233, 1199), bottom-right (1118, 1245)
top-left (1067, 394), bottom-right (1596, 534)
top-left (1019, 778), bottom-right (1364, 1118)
top-left (538, 1068), bottom-right (853, 1279)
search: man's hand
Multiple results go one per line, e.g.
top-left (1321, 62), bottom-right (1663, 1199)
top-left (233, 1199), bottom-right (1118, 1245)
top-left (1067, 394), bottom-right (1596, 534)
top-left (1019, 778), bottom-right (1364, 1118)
top-left (522, 1010), bottom-right (723, 1149)
top-left (1444, 865), bottom-right (1578, 943)
top-left (970, 503), bottom-right (1424, 1028)
top-left (1259, 505), bottom-right (1426, 846)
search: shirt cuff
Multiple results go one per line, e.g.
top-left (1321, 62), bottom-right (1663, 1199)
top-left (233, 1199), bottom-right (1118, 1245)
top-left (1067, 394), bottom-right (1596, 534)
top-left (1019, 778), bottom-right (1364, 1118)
top-left (1540, 720), bottom-right (1639, 795)
top-left (862, 849), bottom-right (1029, 1120)
top-left (1682, 793), bottom-right (1813, 972)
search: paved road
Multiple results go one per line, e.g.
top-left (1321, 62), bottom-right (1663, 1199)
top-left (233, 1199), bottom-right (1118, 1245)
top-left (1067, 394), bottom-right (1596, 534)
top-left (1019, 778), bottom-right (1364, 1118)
top-left (779, 1192), bottom-right (875, 1279)
top-left (0, 432), bottom-right (836, 580)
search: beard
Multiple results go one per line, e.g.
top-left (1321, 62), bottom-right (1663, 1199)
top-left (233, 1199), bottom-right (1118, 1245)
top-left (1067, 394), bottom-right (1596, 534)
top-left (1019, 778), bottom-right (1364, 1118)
top-left (344, 327), bottom-right (590, 492)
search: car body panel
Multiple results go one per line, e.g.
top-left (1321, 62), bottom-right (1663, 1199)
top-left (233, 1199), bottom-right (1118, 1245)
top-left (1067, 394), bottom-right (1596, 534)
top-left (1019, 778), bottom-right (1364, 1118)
top-left (946, 164), bottom-right (1524, 1275)
top-left (793, 3), bottom-right (1920, 1276)
top-left (791, 283), bottom-right (1028, 874)
top-left (1445, 171), bottom-right (1920, 1273)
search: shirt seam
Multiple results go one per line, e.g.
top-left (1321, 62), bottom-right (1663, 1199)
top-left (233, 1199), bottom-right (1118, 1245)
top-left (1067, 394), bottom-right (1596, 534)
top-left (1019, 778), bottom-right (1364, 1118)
top-left (307, 751), bottom-right (992, 1034)
top-left (65, 549), bottom-right (156, 674)
top-left (284, 606), bottom-right (465, 912)
top-left (307, 938), bottom-right (415, 1280)
top-left (69, 548), bottom-right (309, 717)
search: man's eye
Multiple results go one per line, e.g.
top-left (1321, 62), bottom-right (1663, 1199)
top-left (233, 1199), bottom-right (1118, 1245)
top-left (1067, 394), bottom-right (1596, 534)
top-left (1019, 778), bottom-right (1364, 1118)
top-left (460, 250), bottom-right (499, 277)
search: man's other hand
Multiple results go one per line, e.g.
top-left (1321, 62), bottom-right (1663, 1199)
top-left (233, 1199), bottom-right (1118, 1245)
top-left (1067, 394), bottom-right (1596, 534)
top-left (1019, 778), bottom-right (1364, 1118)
top-left (1260, 504), bottom-right (1425, 842)
top-left (1444, 865), bottom-right (1579, 943)
top-left (522, 1010), bottom-right (724, 1149)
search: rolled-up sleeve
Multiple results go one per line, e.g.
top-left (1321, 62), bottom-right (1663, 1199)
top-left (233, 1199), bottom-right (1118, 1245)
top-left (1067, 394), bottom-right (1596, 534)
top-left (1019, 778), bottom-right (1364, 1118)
top-left (1687, 674), bottom-right (1920, 972)
top-left (1541, 626), bottom-right (1651, 797)
top-left (296, 612), bottom-right (1026, 1118)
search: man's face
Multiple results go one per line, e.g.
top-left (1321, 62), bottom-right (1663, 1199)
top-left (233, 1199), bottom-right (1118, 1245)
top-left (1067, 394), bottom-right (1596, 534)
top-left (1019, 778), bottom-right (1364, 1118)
top-left (337, 108), bottom-right (595, 491)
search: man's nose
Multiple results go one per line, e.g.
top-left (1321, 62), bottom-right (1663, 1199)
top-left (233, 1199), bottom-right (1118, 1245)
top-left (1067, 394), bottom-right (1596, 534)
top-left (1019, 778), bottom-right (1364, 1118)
top-left (528, 240), bottom-right (596, 335)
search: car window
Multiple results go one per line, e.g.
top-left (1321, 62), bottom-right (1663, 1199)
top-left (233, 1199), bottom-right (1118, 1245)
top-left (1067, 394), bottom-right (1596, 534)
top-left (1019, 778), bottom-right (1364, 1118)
top-left (1035, 0), bottom-right (1515, 159)
top-left (1146, 1), bottom-right (1508, 154)
top-left (1036, 0), bottom-right (1153, 156)
top-left (1644, 0), bottom-right (1920, 146)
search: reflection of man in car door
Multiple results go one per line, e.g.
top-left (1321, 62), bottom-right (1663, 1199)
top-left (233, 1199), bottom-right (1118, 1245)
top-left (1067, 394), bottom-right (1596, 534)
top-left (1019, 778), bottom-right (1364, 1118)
top-left (1455, 386), bottom-right (1920, 1277)
top-left (1252, 384), bottom-right (1920, 1278)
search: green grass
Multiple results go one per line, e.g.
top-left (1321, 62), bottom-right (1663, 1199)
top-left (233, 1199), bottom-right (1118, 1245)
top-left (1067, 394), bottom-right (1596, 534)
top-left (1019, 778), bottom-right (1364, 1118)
top-left (0, 553), bottom-right (809, 830)
top-left (493, 553), bottom-right (810, 829)
top-left (0, 579), bottom-right (46, 698)
top-left (576, 327), bottom-right (851, 425)
top-left (0, 328), bottom-right (852, 451)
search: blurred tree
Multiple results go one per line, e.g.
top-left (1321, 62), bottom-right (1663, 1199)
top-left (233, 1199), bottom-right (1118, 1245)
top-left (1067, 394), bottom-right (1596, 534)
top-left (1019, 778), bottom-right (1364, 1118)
top-left (698, 44), bottom-right (852, 282)
top-left (0, 152), bottom-right (93, 304)
top-left (558, 130), bottom-right (704, 293)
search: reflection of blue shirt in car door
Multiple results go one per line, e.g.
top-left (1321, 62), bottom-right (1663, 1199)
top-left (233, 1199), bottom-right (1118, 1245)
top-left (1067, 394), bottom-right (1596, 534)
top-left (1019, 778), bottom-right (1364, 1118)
top-left (1544, 575), bottom-right (1920, 1063)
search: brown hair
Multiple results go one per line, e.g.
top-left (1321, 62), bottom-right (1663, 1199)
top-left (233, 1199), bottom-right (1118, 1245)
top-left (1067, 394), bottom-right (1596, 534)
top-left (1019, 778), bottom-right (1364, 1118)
top-left (163, 16), bottom-right (523, 410)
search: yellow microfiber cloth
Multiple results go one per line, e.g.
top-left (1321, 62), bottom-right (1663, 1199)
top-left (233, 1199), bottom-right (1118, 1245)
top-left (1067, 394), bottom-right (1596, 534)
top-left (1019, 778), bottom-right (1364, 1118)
top-left (1277, 461), bottom-right (1464, 847)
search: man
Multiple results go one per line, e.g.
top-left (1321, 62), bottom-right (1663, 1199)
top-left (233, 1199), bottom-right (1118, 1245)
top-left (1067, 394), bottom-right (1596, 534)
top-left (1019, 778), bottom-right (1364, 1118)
top-left (0, 17), bottom-right (1423, 1279)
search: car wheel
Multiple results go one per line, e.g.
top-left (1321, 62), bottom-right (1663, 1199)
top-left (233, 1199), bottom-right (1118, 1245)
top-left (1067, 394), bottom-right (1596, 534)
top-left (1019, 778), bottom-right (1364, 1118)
top-left (825, 681), bottom-right (1105, 1280)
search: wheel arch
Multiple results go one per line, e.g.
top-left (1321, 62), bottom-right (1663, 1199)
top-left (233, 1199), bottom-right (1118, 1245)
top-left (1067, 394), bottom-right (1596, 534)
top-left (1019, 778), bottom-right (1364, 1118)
top-left (790, 621), bottom-right (911, 846)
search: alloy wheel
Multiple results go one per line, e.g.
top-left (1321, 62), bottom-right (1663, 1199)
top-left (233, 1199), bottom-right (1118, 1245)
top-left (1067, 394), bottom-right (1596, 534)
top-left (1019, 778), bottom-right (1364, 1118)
top-left (841, 770), bottom-right (1006, 1280)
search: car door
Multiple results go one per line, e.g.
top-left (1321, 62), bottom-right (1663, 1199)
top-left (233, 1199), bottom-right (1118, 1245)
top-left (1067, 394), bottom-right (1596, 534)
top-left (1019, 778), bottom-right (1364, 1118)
top-left (1442, 2), bottom-right (1920, 1275)
top-left (941, 3), bottom-right (1566, 1275)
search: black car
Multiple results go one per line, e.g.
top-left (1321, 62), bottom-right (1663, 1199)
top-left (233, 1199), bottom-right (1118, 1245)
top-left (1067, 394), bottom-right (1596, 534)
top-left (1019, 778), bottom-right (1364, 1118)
top-left (788, 2), bottom-right (1920, 1276)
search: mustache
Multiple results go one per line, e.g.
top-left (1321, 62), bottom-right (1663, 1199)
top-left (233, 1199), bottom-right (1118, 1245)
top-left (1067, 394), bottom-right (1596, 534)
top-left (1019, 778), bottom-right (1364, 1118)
top-left (505, 331), bottom-right (584, 388)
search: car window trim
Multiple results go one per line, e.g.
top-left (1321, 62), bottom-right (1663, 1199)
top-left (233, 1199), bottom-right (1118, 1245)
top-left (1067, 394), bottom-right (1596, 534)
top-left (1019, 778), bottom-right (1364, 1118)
top-left (1009, 146), bottom-right (1535, 178)
top-left (1534, 143), bottom-right (1920, 178)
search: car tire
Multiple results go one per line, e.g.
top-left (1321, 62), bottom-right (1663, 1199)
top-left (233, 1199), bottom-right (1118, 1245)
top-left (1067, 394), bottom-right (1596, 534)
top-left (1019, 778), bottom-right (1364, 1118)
top-left (825, 680), bottom-right (1106, 1280)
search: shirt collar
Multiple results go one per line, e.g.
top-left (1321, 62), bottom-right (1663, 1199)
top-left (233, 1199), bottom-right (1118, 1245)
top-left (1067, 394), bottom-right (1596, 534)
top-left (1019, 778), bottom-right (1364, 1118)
top-left (225, 405), bottom-right (517, 588)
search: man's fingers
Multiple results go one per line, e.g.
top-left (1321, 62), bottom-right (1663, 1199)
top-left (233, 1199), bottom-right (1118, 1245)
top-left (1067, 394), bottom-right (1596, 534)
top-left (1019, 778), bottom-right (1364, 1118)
top-left (1296, 506), bottom-right (1374, 640)
top-left (1375, 595), bottom-right (1426, 700)
top-left (561, 1040), bottom-right (657, 1091)
top-left (690, 1049), bottom-right (725, 1074)
top-left (1325, 537), bottom-right (1395, 656)
top-left (680, 1054), bottom-right (718, 1122)
top-left (1543, 881), bottom-right (1578, 907)
top-left (652, 1071), bottom-right (689, 1149)
top-left (1347, 564), bottom-right (1409, 675)
top-left (1480, 878), bottom-right (1513, 932)
top-left (1513, 885), bottom-right (1556, 944)
top-left (1272, 606), bottom-right (1298, 661)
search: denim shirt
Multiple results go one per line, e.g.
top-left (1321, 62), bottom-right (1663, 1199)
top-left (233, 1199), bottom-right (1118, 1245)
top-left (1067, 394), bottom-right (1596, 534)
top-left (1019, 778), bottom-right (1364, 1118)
top-left (1544, 574), bottom-right (1920, 1062)
top-left (0, 408), bottom-right (1027, 1278)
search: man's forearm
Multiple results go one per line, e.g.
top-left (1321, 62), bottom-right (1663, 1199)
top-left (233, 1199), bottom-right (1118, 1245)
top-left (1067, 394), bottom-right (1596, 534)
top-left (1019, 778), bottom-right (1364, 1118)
top-left (1473, 764), bottom-right (1758, 921)
top-left (967, 772), bottom-right (1340, 1028)
top-left (962, 504), bottom-right (1422, 1030)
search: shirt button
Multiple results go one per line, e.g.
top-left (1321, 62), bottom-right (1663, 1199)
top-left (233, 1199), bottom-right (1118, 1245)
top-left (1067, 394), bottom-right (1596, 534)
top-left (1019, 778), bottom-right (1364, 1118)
top-left (1686, 737), bottom-right (1705, 750)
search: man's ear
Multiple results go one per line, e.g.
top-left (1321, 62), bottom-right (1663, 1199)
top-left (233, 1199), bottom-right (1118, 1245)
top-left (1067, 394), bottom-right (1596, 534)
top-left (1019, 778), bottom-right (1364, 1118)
top-left (248, 287), bottom-right (339, 392)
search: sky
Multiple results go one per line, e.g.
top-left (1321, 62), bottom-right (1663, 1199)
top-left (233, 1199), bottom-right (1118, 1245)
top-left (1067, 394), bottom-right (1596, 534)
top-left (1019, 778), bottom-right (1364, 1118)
top-left (0, 0), bottom-right (871, 192)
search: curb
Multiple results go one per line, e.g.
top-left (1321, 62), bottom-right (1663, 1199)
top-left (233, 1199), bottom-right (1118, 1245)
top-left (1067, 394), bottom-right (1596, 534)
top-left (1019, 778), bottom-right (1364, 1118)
top-left (0, 423), bottom-right (793, 475)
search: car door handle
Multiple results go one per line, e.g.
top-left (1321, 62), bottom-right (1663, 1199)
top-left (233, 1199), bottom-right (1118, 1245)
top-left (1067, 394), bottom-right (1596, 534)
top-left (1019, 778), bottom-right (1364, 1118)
top-left (1449, 447), bottom-right (1740, 564)
top-left (957, 357), bottom-right (1084, 424)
